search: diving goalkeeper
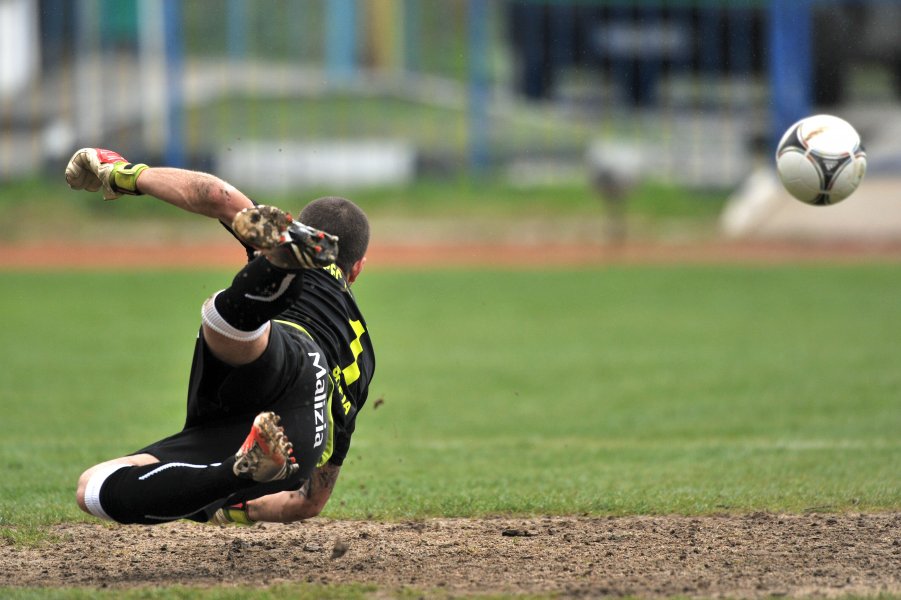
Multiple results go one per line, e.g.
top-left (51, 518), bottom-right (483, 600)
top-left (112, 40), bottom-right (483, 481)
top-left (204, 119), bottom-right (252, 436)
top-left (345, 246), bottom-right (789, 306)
top-left (66, 148), bottom-right (375, 525)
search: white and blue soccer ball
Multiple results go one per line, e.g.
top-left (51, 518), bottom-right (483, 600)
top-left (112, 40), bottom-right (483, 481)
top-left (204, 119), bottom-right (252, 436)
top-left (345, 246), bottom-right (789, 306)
top-left (775, 114), bottom-right (867, 206)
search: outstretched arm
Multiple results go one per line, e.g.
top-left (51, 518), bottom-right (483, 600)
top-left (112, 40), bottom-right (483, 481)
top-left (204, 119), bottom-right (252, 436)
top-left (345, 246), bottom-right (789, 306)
top-left (134, 167), bottom-right (254, 224)
top-left (65, 147), bottom-right (253, 224)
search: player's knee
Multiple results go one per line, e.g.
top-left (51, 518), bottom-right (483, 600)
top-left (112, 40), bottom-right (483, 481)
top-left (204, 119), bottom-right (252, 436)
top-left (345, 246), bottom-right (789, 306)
top-left (75, 463), bottom-right (117, 516)
top-left (75, 469), bottom-right (92, 513)
top-left (75, 454), bottom-right (159, 517)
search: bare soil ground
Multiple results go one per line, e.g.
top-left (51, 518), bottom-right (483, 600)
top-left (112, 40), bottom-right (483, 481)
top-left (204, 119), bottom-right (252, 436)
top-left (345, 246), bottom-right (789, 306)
top-left (3, 237), bottom-right (900, 597)
top-left (2, 513), bottom-right (900, 597)
top-left (2, 238), bottom-right (901, 270)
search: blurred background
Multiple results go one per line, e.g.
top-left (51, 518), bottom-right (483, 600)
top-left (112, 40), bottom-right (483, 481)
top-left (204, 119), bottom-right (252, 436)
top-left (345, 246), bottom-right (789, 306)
top-left (2, 0), bottom-right (901, 246)
top-left (3, 1), bottom-right (901, 547)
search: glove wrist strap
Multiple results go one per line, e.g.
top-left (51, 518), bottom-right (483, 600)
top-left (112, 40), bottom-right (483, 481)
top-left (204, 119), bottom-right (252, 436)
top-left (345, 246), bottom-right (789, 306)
top-left (222, 502), bottom-right (255, 525)
top-left (111, 163), bottom-right (149, 196)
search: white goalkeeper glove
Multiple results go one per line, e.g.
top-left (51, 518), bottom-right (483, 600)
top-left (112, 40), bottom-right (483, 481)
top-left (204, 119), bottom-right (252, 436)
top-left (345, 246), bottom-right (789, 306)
top-left (65, 147), bottom-right (149, 200)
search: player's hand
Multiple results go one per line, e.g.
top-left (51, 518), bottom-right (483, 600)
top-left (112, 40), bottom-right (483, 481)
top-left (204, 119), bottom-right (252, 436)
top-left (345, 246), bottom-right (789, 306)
top-left (209, 501), bottom-right (255, 526)
top-left (65, 147), bottom-right (148, 200)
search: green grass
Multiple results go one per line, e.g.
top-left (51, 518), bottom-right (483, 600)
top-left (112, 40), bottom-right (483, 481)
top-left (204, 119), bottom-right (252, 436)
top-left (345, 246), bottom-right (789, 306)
top-left (346, 265), bottom-right (901, 517)
top-left (1, 265), bottom-right (899, 540)
top-left (0, 176), bottom-right (726, 243)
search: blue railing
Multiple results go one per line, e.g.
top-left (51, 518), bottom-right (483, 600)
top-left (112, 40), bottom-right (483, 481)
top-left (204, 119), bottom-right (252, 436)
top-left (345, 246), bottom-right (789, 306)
top-left (10, 0), bottom-right (900, 186)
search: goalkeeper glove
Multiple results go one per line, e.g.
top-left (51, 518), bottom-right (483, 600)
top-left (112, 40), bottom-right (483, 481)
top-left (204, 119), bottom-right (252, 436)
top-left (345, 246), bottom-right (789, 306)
top-left (65, 147), bottom-right (149, 200)
top-left (209, 501), bottom-right (255, 526)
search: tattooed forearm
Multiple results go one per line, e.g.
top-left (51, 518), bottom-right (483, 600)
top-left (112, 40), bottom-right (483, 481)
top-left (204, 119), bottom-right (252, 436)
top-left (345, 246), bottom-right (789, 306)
top-left (297, 477), bottom-right (311, 499)
top-left (309, 463), bottom-right (340, 496)
top-left (247, 463), bottom-right (341, 522)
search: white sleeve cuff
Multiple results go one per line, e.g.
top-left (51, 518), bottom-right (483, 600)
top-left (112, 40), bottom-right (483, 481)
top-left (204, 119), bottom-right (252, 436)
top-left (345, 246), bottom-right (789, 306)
top-left (83, 463), bottom-right (129, 521)
top-left (201, 292), bottom-right (269, 342)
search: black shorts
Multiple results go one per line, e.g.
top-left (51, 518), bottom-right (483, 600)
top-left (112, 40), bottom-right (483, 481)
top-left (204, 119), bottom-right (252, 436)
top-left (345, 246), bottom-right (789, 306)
top-left (136, 321), bottom-right (334, 492)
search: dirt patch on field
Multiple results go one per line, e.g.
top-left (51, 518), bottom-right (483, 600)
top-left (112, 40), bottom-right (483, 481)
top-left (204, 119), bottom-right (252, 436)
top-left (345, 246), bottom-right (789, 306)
top-left (3, 513), bottom-right (900, 597)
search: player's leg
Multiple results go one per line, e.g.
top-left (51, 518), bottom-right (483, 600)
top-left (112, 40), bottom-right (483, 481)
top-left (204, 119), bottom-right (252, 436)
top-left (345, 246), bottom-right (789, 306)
top-left (75, 412), bottom-right (297, 525)
top-left (75, 326), bottom-right (329, 524)
top-left (75, 453), bottom-right (159, 515)
top-left (193, 325), bottom-right (333, 523)
top-left (209, 324), bottom-right (331, 487)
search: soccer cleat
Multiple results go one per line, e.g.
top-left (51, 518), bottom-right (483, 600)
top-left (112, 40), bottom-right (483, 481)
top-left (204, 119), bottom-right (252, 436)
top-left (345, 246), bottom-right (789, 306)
top-left (233, 412), bottom-right (299, 482)
top-left (232, 205), bottom-right (338, 270)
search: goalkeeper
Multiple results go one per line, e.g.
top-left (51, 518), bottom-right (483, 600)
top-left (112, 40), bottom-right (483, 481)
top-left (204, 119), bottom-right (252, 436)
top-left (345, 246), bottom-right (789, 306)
top-left (66, 148), bottom-right (375, 525)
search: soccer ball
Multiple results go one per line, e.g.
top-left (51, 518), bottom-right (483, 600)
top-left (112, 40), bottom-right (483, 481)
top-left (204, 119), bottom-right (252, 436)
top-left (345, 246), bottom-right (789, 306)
top-left (775, 114), bottom-right (867, 206)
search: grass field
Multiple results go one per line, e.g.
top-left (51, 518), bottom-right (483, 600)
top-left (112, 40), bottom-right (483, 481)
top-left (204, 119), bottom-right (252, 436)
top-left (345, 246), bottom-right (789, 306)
top-left (2, 265), bottom-right (899, 540)
top-left (2, 177), bottom-right (899, 597)
top-left (0, 176), bottom-right (726, 242)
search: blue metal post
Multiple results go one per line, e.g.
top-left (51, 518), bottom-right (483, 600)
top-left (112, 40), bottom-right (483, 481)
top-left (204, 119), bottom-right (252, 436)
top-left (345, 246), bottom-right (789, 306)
top-left (74, 0), bottom-right (102, 144)
top-left (326, 0), bottom-right (357, 81)
top-left (609, 3), bottom-right (632, 105)
top-left (769, 0), bottom-right (812, 145)
top-left (548, 5), bottom-right (574, 69)
top-left (729, 3), bottom-right (754, 77)
top-left (402, 0), bottom-right (420, 73)
top-left (698, 6), bottom-right (722, 76)
top-left (163, 0), bottom-right (185, 166)
top-left (636, 5), bottom-right (663, 107)
top-left (227, 0), bottom-right (247, 60)
top-left (43, 0), bottom-right (68, 67)
top-left (468, 0), bottom-right (490, 172)
top-left (519, 2), bottom-right (546, 99)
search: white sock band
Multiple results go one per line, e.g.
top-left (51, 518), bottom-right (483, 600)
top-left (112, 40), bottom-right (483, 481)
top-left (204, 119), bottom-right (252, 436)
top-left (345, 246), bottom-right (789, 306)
top-left (201, 291), bottom-right (269, 342)
top-left (83, 463), bottom-right (129, 521)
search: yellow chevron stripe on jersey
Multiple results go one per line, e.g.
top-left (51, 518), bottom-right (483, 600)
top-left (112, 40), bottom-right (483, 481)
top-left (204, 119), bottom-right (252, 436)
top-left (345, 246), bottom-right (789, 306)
top-left (342, 319), bottom-right (367, 386)
top-left (273, 319), bottom-right (313, 339)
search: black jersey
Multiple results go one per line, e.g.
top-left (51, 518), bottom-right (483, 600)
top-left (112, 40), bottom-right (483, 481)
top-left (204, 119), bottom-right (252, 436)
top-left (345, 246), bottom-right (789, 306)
top-left (229, 221), bottom-right (375, 466)
top-left (276, 265), bottom-right (375, 466)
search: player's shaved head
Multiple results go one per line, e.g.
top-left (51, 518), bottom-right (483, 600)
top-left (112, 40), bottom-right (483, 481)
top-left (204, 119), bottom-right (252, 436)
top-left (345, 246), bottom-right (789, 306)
top-left (300, 196), bottom-right (370, 274)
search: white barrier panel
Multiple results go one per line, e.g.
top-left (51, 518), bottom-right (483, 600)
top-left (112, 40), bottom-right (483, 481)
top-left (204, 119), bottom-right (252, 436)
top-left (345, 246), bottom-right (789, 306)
top-left (216, 140), bottom-right (416, 191)
top-left (0, 0), bottom-right (39, 99)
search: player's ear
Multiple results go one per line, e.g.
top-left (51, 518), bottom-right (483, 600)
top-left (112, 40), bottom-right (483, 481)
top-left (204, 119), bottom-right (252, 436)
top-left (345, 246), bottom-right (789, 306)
top-left (347, 257), bottom-right (366, 284)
